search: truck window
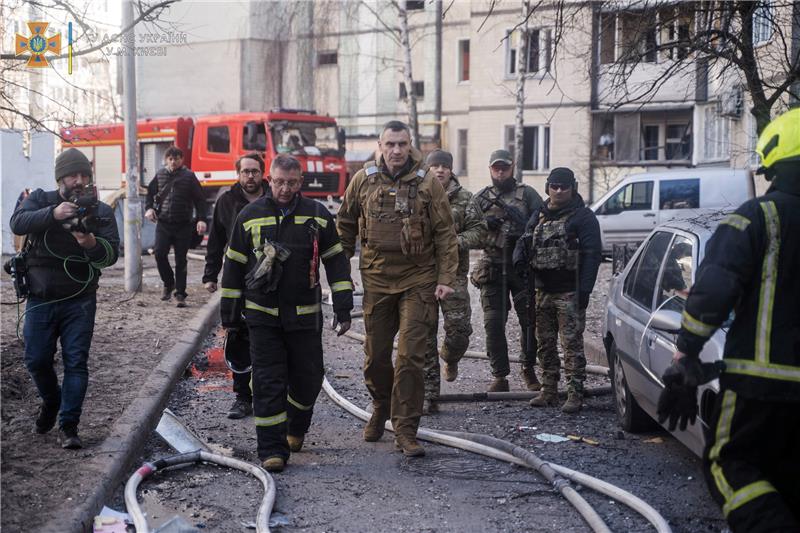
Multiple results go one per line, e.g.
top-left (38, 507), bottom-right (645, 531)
top-left (208, 126), bottom-right (230, 153)
top-left (659, 178), bottom-right (699, 209)
top-left (269, 121), bottom-right (341, 157)
top-left (243, 122), bottom-right (267, 151)
top-left (603, 181), bottom-right (653, 214)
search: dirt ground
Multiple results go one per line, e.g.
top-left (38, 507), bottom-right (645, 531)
top-left (0, 253), bottom-right (213, 532)
top-left (107, 258), bottom-right (726, 533)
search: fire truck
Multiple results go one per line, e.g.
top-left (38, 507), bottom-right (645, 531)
top-left (61, 109), bottom-right (349, 205)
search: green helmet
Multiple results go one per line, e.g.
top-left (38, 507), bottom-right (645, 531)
top-left (755, 108), bottom-right (800, 175)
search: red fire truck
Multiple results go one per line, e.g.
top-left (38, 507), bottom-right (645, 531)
top-left (61, 109), bottom-right (349, 204)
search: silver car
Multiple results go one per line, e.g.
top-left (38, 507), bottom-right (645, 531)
top-left (602, 211), bottom-right (730, 456)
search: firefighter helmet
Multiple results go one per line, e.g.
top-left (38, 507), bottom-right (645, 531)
top-left (755, 108), bottom-right (800, 175)
top-left (223, 328), bottom-right (251, 374)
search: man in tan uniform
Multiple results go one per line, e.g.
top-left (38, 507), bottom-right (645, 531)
top-left (337, 121), bottom-right (458, 457)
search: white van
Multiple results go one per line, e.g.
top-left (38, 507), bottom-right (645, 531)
top-left (591, 168), bottom-right (754, 254)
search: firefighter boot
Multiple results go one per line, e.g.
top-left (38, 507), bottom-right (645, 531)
top-left (488, 377), bottom-right (509, 392)
top-left (521, 367), bottom-right (542, 391)
top-left (363, 408), bottom-right (389, 442)
top-left (443, 361), bottom-right (458, 382)
top-left (262, 456), bottom-right (286, 473)
top-left (394, 434), bottom-right (426, 457)
top-left (561, 391), bottom-right (583, 414)
top-left (529, 390), bottom-right (559, 407)
top-left (287, 434), bottom-right (304, 452)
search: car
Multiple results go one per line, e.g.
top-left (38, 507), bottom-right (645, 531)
top-left (602, 211), bottom-right (731, 456)
top-left (592, 168), bottom-right (754, 255)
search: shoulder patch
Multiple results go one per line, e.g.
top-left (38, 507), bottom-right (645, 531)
top-left (365, 166), bottom-right (380, 177)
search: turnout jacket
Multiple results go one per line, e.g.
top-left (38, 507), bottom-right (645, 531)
top-left (145, 166), bottom-right (207, 224)
top-left (220, 190), bottom-right (353, 331)
top-left (10, 189), bottom-right (119, 299)
top-left (513, 193), bottom-right (602, 299)
top-left (203, 182), bottom-right (267, 284)
top-left (676, 184), bottom-right (800, 402)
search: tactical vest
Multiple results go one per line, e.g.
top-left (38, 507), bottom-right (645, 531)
top-left (477, 186), bottom-right (527, 256)
top-left (359, 161), bottom-right (430, 253)
top-left (530, 209), bottom-right (579, 271)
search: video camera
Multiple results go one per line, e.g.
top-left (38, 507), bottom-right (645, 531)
top-left (62, 186), bottom-right (112, 234)
top-left (3, 251), bottom-right (29, 299)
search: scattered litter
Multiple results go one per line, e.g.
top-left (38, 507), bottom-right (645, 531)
top-left (153, 515), bottom-right (199, 532)
top-left (93, 507), bottom-right (130, 533)
top-left (643, 437), bottom-right (664, 444)
top-left (534, 433), bottom-right (570, 443)
top-left (268, 512), bottom-right (291, 527)
top-left (517, 426), bottom-right (538, 431)
top-left (333, 374), bottom-right (350, 379)
top-left (567, 435), bottom-right (600, 446)
top-left (687, 476), bottom-right (694, 481)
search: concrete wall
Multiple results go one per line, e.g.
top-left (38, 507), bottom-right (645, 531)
top-left (1, 131), bottom-right (55, 254)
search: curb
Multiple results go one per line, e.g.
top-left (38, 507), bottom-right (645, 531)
top-left (42, 292), bottom-right (221, 533)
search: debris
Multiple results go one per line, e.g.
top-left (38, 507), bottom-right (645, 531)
top-left (93, 506), bottom-right (130, 533)
top-left (534, 433), bottom-right (570, 443)
top-left (643, 437), bottom-right (664, 444)
top-left (567, 435), bottom-right (599, 446)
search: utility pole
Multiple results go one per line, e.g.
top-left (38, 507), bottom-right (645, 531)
top-left (513, 0), bottom-right (530, 183)
top-left (122, 0), bottom-right (142, 292)
top-left (433, 0), bottom-right (443, 146)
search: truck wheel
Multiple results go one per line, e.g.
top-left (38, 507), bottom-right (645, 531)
top-left (608, 339), bottom-right (653, 432)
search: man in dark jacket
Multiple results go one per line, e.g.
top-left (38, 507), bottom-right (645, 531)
top-left (657, 108), bottom-right (800, 533)
top-left (145, 146), bottom-right (207, 307)
top-left (514, 167), bottom-right (601, 414)
top-left (220, 155), bottom-right (354, 472)
top-left (203, 152), bottom-right (267, 420)
top-left (9, 148), bottom-right (119, 449)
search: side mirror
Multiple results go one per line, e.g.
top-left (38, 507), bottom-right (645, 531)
top-left (650, 309), bottom-right (682, 334)
top-left (338, 128), bottom-right (347, 155)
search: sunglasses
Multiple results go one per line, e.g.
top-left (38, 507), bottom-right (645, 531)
top-left (548, 183), bottom-right (571, 191)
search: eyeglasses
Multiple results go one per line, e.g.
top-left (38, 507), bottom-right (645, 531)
top-left (271, 179), bottom-right (301, 189)
top-left (240, 168), bottom-right (262, 177)
top-left (491, 163), bottom-right (512, 171)
top-left (548, 183), bottom-right (571, 191)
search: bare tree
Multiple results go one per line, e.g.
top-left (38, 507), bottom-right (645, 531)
top-left (513, 0), bottom-right (530, 182)
top-left (398, 0), bottom-right (420, 148)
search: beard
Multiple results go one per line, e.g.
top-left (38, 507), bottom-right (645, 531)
top-left (60, 181), bottom-right (85, 201)
top-left (492, 178), bottom-right (515, 193)
top-left (242, 179), bottom-right (261, 194)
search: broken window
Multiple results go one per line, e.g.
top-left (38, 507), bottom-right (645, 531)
top-left (506, 28), bottom-right (553, 76)
top-left (619, 12), bottom-right (657, 63)
top-left (599, 13), bottom-right (616, 64)
top-left (659, 6), bottom-right (693, 61)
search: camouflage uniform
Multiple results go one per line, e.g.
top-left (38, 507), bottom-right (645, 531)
top-left (535, 292), bottom-right (586, 397)
top-left (468, 182), bottom-right (543, 380)
top-left (424, 177), bottom-right (486, 401)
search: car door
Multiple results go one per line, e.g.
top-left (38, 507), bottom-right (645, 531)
top-left (640, 233), bottom-right (696, 403)
top-left (617, 230), bottom-right (673, 406)
top-left (596, 180), bottom-right (657, 250)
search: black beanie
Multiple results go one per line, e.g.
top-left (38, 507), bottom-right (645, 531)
top-left (426, 149), bottom-right (453, 169)
top-left (546, 167), bottom-right (575, 187)
top-left (55, 148), bottom-right (92, 181)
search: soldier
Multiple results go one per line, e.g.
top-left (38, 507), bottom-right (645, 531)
top-left (514, 167), bottom-right (601, 413)
top-left (470, 150), bottom-right (543, 392)
top-left (220, 155), bottom-right (354, 472)
top-left (337, 121), bottom-right (458, 457)
top-left (202, 152), bottom-right (268, 420)
top-left (422, 149), bottom-right (486, 414)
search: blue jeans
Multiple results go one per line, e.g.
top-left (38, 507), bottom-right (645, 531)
top-left (23, 293), bottom-right (97, 427)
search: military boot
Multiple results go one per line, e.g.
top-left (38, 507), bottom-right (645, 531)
top-left (443, 361), bottom-right (458, 382)
top-left (529, 390), bottom-right (559, 407)
top-left (561, 392), bottom-right (583, 414)
top-left (488, 377), bottom-right (509, 392)
top-left (363, 409), bottom-right (389, 442)
top-left (521, 367), bottom-right (542, 391)
top-left (394, 434), bottom-right (426, 457)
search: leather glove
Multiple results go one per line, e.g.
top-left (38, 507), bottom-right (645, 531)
top-left (486, 216), bottom-right (503, 231)
top-left (578, 291), bottom-right (591, 310)
top-left (657, 358), bottom-right (725, 431)
top-left (400, 215), bottom-right (424, 256)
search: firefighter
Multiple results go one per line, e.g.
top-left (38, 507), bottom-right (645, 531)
top-left (337, 121), bottom-right (458, 457)
top-left (203, 152), bottom-right (268, 420)
top-left (514, 167), bottom-right (602, 413)
top-left (656, 108), bottom-right (800, 532)
top-left (422, 149), bottom-right (486, 414)
top-left (468, 150), bottom-right (543, 392)
top-left (220, 154), bottom-right (354, 473)
top-left (145, 146), bottom-right (207, 307)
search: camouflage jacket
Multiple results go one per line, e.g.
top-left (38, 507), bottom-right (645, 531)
top-left (445, 177), bottom-right (486, 278)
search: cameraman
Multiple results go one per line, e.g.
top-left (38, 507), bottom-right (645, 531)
top-left (9, 148), bottom-right (119, 449)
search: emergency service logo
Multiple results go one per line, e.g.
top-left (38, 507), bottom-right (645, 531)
top-left (15, 22), bottom-right (62, 68)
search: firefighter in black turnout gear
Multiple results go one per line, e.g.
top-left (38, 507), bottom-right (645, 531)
top-left (220, 155), bottom-right (354, 473)
top-left (203, 153), bottom-right (268, 420)
top-left (657, 108), bottom-right (800, 532)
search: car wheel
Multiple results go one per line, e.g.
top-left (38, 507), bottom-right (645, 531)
top-left (608, 339), bottom-right (652, 432)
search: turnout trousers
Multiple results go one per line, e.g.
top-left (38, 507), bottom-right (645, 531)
top-left (424, 276), bottom-right (472, 400)
top-left (363, 282), bottom-right (437, 438)
top-left (247, 324), bottom-right (324, 461)
top-left (703, 389), bottom-right (800, 533)
top-left (535, 291), bottom-right (587, 396)
top-left (480, 270), bottom-right (535, 378)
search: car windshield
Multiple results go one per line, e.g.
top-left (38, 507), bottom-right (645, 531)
top-left (269, 121), bottom-right (341, 157)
